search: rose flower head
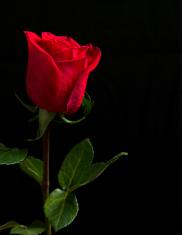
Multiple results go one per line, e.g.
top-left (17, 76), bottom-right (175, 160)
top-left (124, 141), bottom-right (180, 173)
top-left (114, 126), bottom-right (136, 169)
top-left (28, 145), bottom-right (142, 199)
top-left (24, 31), bottom-right (101, 115)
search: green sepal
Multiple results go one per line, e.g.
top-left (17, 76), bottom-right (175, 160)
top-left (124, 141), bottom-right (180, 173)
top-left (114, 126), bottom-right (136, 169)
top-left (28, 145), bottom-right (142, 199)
top-left (27, 109), bottom-right (56, 141)
top-left (57, 92), bottom-right (94, 125)
top-left (82, 92), bottom-right (94, 115)
top-left (15, 93), bottom-right (38, 113)
top-left (58, 113), bottom-right (86, 125)
top-left (28, 115), bottom-right (38, 123)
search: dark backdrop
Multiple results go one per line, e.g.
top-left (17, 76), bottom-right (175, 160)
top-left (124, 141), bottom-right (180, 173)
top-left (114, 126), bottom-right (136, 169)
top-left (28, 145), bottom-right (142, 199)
top-left (0, 1), bottom-right (179, 234)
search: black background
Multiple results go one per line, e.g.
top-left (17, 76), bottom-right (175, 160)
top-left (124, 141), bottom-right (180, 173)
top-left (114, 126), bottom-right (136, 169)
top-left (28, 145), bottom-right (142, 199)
top-left (0, 1), bottom-right (179, 234)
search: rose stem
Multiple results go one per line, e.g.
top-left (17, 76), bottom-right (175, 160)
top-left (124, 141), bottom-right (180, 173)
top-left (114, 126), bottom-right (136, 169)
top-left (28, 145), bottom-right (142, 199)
top-left (42, 125), bottom-right (52, 235)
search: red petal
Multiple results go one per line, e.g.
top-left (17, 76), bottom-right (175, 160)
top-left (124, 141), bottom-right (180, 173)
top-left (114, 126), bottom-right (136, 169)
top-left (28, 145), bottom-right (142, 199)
top-left (66, 71), bottom-right (88, 114)
top-left (24, 31), bottom-right (68, 112)
top-left (67, 46), bottom-right (101, 114)
top-left (42, 32), bottom-right (80, 48)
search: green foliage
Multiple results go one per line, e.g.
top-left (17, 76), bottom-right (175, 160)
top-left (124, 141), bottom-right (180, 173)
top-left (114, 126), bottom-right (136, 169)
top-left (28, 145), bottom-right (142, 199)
top-left (44, 139), bottom-right (127, 232)
top-left (58, 113), bottom-right (86, 124)
top-left (0, 221), bottom-right (44, 235)
top-left (19, 156), bottom-right (43, 184)
top-left (38, 109), bottom-right (56, 138)
top-left (0, 221), bottom-right (18, 232)
top-left (44, 189), bottom-right (78, 232)
top-left (0, 138), bottom-right (128, 233)
top-left (58, 139), bottom-right (94, 190)
top-left (82, 92), bottom-right (94, 115)
top-left (10, 221), bottom-right (45, 235)
top-left (28, 109), bottom-right (56, 141)
top-left (57, 92), bottom-right (94, 125)
top-left (0, 144), bottom-right (27, 165)
top-left (14, 93), bottom-right (38, 113)
top-left (58, 139), bottom-right (128, 191)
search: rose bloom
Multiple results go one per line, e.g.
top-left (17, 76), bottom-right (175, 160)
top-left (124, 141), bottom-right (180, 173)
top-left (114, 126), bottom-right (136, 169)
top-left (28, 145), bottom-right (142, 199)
top-left (24, 31), bottom-right (101, 115)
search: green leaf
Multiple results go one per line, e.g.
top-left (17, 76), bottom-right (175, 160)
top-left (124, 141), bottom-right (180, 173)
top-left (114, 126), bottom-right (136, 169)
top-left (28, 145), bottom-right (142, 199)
top-left (58, 139), bottom-right (94, 190)
top-left (0, 144), bottom-right (28, 165)
top-left (74, 152), bottom-right (128, 190)
top-left (0, 221), bottom-right (18, 232)
top-left (58, 139), bottom-right (128, 191)
top-left (10, 221), bottom-right (45, 235)
top-left (68, 152), bottom-right (128, 192)
top-left (28, 109), bottom-right (56, 141)
top-left (0, 221), bottom-right (44, 235)
top-left (82, 92), bottom-right (94, 115)
top-left (44, 189), bottom-right (79, 232)
top-left (19, 156), bottom-right (43, 184)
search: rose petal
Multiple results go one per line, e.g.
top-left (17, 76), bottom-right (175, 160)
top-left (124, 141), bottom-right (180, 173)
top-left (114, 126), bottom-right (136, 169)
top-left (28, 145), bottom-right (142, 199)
top-left (24, 31), bottom-right (101, 114)
top-left (24, 31), bottom-right (68, 112)
top-left (42, 32), bottom-right (80, 48)
top-left (53, 46), bottom-right (89, 63)
top-left (85, 44), bottom-right (101, 72)
top-left (55, 36), bottom-right (80, 48)
top-left (66, 46), bottom-right (101, 114)
top-left (66, 71), bottom-right (89, 114)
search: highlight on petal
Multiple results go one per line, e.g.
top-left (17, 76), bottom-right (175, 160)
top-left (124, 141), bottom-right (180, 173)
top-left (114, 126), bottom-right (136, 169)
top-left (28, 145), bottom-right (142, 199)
top-left (41, 32), bottom-right (56, 40)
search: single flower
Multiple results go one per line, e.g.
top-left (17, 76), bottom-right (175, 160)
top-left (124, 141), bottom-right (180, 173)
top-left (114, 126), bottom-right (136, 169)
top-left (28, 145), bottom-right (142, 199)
top-left (24, 31), bottom-right (101, 115)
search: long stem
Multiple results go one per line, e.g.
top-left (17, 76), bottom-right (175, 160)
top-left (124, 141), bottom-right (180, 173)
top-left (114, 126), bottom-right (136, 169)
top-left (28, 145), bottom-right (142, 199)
top-left (42, 125), bottom-right (52, 235)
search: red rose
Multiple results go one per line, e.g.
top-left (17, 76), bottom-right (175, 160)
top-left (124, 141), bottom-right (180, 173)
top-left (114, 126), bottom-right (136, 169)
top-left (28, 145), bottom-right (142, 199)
top-left (24, 31), bottom-right (101, 114)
